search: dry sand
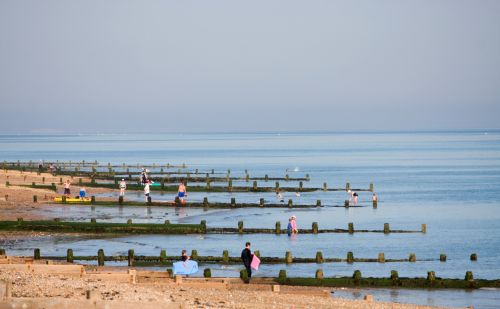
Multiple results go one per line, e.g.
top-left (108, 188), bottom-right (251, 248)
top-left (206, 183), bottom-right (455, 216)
top-left (0, 262), bottom-right (452, 309)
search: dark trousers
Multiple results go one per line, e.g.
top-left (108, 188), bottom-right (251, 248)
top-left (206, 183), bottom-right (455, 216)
top-left (245, 266), bottom-right (252, 278)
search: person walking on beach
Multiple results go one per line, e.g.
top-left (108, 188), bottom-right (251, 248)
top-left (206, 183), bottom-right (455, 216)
top-left (144, 180), bottom-right (151, 202)
top-left (178, 181), bottom-right (187, 203)
top-left (63, 180), bottom-right (71, 196)
top-left (287, 218), bottom-right (293, 236)
top-left (291, 215), bottom-right (298, 234)
top-left (119, 179), bottom-right (127, 197)
top-left (241, 242), bottom-right (253, 280)
top-left (140, 168), bottom-right (149, 185)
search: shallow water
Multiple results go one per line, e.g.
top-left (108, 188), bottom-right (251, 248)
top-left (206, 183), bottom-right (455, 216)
top-left (1, 131), bottom-right (499, 308)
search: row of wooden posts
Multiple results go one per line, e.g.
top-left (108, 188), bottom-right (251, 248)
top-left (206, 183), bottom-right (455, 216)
top-left (0, 248), bottom-right (479, 266)
top-left (8, 217), bottom-right (422, 235)
top-left (3, 160), bottom-right (188, 169)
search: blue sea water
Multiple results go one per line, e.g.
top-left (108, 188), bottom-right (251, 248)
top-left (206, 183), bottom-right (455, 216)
top-left (1, 130), bottom-right (499, 308)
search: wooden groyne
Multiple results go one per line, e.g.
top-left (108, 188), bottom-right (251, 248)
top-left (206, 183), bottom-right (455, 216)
top-left (48, 196), bottom-right (375, 208)
top-left (0, 220), bottom-right (206, 234)
top-left (1, 249), bottom-right (454, 266)
top-left (0, 220), bottom-right (425, 235)
top-left (275, 269), bottom-right (499, 289)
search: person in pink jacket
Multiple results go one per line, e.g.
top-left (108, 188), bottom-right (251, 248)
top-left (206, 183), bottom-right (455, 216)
top-left (291, 215), bottom-right (298, 234)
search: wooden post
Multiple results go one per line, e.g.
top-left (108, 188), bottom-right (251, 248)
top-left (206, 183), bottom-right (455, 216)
top-left (278, 270), bottom-right (287, 283)
top-left (285, 251), bottom-right (293, 264)
top-left (312, 222), bottom-right (318, 234)
top-left (91, 218), bottom-right (96, 224)
top-left (259, 198), bottom-right (264, 207)
top-left (465, 271), bottom-right (474, 281)
top-left (323, 182), bottom-right (327, 191)
top-left (316, 200), bottom-right (321, 207)
top-left (390, 270), bottom-right (399, 284)
top-left (275, 181), bottom-right (280, 190)
top-left (346, 182), bottom-right (350, 191)
top-left (287, 199), bottom-right (293, 208)
top-left (253, 181), bottom-right (257, 191)
top-left (344, 200), bottom-right (349, 207)
top-left (203, 197), bottom-right (209, 207)
top-left (228, 180), bottom-right (232, 192)
top-left (33, 195), bottom-right (37, 203)
top-left (204, 268), bottom-right (211, 278)
top-left (347, 251), bottom-right (354, 263)
top-left (315, 269), bottom-right (324, 280)
top-left (369, 183), bottom-right (374, 192)
top-left (91, 196), bottom-right (95, 204)
top-left (128, 249), bottom-right (134, 266)
top-left (191, 250), bottom-right (198, 259)
top-left (378, 253), bottom-right (385, 263)
top-left (353, 270), bottom-right (361, 284)
top-left (421, 224), bottom-right (427, 234)
top-left (118, 196), bottom-right (124, 204)
top-left (34, 248), bottom-right (41, 260)
top-left (127, 219), bottom-right (132, 225)
top-left (316, 251), bottom-right (323, 263)
top-left (160, 249), bottom-right (167, 262)
top-left (231, 197), bottom-right (236, 207)
top-left (222, 250), bottom-right (229, 263)
top-left (238, 221), bottom-right (244, 233)
top-left (275, 221), bottom-right (281, 235)
top-left (97, 249), bottom-right (105, 266)
top-left (409, 253), bottom-right (416, 262)
top-left (427, 271), bottom-right (436, 284)
top-left (348, 222), bottom-right (354, 234)
top-left (440, 254), bottom-right (447, 262)
top-left (383, 223), bottom-right (390, 234)
top-left (470, 253), bottom-right (477, 261)
top-left (265, 174), bottom-right (269, 182)
top-left (67, 249), bottom-right (74, 263)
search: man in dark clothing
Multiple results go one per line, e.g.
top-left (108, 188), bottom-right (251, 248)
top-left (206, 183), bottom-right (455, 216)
top-left (241, 242), bottom-right (253, 278)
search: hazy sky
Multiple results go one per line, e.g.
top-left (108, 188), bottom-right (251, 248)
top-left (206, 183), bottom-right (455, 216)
top-left (1, 0), bottom-right (499, 133)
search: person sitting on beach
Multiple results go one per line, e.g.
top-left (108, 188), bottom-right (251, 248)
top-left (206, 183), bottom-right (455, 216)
top-left (119, 179), bottom-right (127, 197)
top-left (178, 181), bottom-right (187, 203)
top-left (63, 180), bottom-right (71, 196)
top-left (79, 187), bottom-right (86, 199)
top-left (181, 249), bottom-right (190, 262)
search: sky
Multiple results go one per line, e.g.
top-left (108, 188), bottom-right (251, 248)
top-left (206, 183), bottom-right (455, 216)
top-left (0, 0), bottom-right (499, 133)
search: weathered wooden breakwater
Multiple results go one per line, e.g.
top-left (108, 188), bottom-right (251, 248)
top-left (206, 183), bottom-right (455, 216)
top-left (0, 248), bottom-right (468, 266)
top-left (48, 196), bottom-right (376, 208)
top-left (273, 270), bottom-right (500, 289)
top-left (0, 220), bottom-right (206, 234)
top-left (0, 220), bottom-right (424, 235)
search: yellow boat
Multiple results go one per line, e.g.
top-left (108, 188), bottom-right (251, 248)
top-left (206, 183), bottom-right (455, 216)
top-left (53, 197), bottom-right (91, 203)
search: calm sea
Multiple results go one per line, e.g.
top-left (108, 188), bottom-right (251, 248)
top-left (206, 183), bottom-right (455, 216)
top-left (1, 131), bottom-right (499, 308)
